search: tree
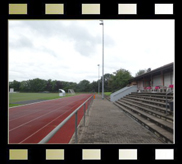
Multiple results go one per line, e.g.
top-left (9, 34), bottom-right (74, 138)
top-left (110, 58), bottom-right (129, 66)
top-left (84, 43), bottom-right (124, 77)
top-left (51, 80), bottom-right (57, 92)
top-left (100, 73), bottom-right (112, 92)
top-left (89, 81), bottom-right (98, 92)
top-left (135, 68), bottom-right (152, 77)
top-left (103, 73), bottom-right (112, 92)
top-left (77, 80), bottom-right (90, 92)
top-left (65, 82), bottom-right (77, 92)
top-left (9, 67), bottom-right (134, 93)
top-left (9, 80), bottom-right (20, 91)
top-left (19, 80), bottom-right (31, 92)
top-left (55, 81), bottom-right (63, 91)
top-left (109, 68), bottom-right (132, 92)
top-left (45, 79), bottom-right (53, 91)
top-left (147, 68), bottom-right (151, 72)
top-left (135, 69), bottom-right (146, 77)
top-left (29, 78), bottom-right (47, 92)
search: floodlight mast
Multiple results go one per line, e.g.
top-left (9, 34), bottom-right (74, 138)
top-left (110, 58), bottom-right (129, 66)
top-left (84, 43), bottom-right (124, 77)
top-left (99, 20), bottom-right (104, 100)
top-left (98, 64), bottom-right (100, 94)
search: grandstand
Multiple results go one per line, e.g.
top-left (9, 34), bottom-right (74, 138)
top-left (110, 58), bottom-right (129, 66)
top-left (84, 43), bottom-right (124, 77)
top-left (113, 91), bottom-right (173, 143)
top-left (110, 62), bottom-right (174, 143)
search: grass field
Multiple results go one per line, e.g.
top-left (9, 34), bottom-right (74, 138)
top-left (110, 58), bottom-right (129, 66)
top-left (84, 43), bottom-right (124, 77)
top-left (9, 92), bottom-right (81, 107)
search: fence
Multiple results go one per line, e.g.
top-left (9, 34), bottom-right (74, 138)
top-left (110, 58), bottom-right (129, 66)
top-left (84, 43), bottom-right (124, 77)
top-left (38, 95), bottom-right (94, 144)
top-left (165, 90), bottom-right (173, 114)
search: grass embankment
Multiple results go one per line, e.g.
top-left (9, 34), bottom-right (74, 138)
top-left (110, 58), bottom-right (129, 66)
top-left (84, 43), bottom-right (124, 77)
top-left (104, 92), bottom-right (112, 96)
top-left (9, 92), bottom-right (81, 107)
top-left (96, 92), bottom-right (111, 96)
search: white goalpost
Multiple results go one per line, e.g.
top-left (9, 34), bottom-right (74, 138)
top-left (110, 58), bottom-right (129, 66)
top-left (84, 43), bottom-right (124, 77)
top-left (68, 89), bottom-right (75, 94)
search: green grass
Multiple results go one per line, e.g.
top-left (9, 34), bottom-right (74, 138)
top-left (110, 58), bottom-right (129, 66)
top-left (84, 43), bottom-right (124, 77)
top-left (39, 93), bottom-right (80, 100)
top-left (9, 104), bottom-right (22, 107)
top-left (104, 92), bottom-right (112, 96)
top-left (9, 92), bottom-right (81, 104)
top-left (9, 93), bottom-right (59, 103)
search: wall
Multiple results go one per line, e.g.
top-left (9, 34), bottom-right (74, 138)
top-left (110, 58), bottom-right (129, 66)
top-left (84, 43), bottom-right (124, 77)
top-left (153, 74), bottom-right (161, 86)
top-left (137, 81), bottom-right (143, 89)
top-left (110, 85), bottom-right (137, 102)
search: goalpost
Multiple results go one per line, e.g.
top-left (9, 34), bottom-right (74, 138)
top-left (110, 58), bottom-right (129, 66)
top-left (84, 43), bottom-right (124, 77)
top-left (68, 89), bottom-right (75, 94)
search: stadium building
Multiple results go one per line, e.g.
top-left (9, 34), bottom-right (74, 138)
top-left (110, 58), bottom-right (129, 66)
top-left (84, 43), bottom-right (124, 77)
top-left (129, 62), bottom-right (174, 92)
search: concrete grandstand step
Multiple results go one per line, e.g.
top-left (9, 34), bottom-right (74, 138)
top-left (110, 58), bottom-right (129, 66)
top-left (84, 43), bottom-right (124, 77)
top-left (119, 99), bottom-right (173, 122)
top-left (129, 93), bottom-right (173, 99)
top-left (113, 102), bottom-right (173, 143)
top-left (116, 101), bottom-right (173, 133)
top-left (105, 95), bottom-right (110, 101)
top-left (128, 94), bottom-right (173, 102)
top-left (123, 97), bottom-right (173, 114)
top-left (131, 92), bottom-right (173, 95)
top-left (125, 96), bottom-right (168, 107)
top-left (127, 95), bottom-right (171, 102)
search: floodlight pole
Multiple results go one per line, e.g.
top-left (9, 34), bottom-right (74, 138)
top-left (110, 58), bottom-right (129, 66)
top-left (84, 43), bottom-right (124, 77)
top-left (99, 20), bottom-right (104, 100)
top-left (97, 64), bottom-right (100, 94)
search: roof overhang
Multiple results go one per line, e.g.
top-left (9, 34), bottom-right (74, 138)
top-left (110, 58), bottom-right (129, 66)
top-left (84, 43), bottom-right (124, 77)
top-left (129, 62), bottom-right (173, 82)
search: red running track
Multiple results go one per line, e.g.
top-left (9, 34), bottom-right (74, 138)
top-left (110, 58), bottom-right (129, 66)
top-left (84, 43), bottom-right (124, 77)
top-left (9, 94), bottom-right (93, 144)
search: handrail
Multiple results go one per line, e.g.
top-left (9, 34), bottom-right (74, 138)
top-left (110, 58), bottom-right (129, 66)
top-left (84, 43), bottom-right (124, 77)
top-left (165, 89), bottom-right (173, 114)
top-left (38, 95), bottom-right (94, 144)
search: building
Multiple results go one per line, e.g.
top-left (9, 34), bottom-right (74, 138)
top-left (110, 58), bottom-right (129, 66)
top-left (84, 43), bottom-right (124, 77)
top-left (129, 62), bottom-right (174, 91)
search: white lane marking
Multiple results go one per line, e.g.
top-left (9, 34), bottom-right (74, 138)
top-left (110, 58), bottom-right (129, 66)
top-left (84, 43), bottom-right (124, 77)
top-left (9, 95), bottom-right (91, 132)
top-left (9, 99), bottom-right (68, 122)
top-left (19, 100), bottom-right (86, 143)
top-left (9, 101), bottom-right (75, 132)
top-left (9, 95), bottom-right (86, 122)
top-left (19, 108), bottom-right (71, 143)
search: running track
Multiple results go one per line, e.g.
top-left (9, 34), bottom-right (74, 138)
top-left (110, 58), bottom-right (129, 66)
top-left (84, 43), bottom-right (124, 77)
top-left (9, 94), bottom-right (93, 144)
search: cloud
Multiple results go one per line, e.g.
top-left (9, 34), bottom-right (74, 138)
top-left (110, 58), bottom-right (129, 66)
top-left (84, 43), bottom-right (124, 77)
top-left (9, 20), bottom-right (174, 83)
top-left (9, 35), bottom-right (33, 49)
top-left (9, 35), bottom-right (58, 58)
top-left (37, 46), bottom-right (58, 58)
top-left (10, 21), bottom-right (115, 57)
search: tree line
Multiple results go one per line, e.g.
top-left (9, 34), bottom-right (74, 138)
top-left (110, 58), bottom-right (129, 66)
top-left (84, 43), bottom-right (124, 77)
top-left (9, 68), bottom-right (149, 93)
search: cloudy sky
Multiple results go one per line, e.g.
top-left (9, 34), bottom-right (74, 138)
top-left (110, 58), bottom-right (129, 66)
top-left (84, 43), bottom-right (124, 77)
top-left (9, 20), bottom-right (174, 83)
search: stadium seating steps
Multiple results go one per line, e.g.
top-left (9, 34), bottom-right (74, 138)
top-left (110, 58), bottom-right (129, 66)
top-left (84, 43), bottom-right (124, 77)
top-left (112, 92), bottom-right (173, 143)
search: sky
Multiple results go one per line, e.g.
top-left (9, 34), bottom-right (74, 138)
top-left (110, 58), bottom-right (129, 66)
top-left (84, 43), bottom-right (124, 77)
top-left (9, 20), bottom-right (174, 83)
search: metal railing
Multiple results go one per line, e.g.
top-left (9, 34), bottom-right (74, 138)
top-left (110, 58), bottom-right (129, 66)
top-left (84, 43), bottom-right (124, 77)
top-left (38, 95), bottom-right (94, 144)
top-left (165, 89), bottom-right (173, 114)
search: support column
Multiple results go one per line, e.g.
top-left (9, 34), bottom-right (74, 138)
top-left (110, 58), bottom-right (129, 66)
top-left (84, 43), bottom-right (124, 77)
top-left (151, 74), bottom-right (153, 87)
top-left (161, 71), bottom-right (164, 86)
